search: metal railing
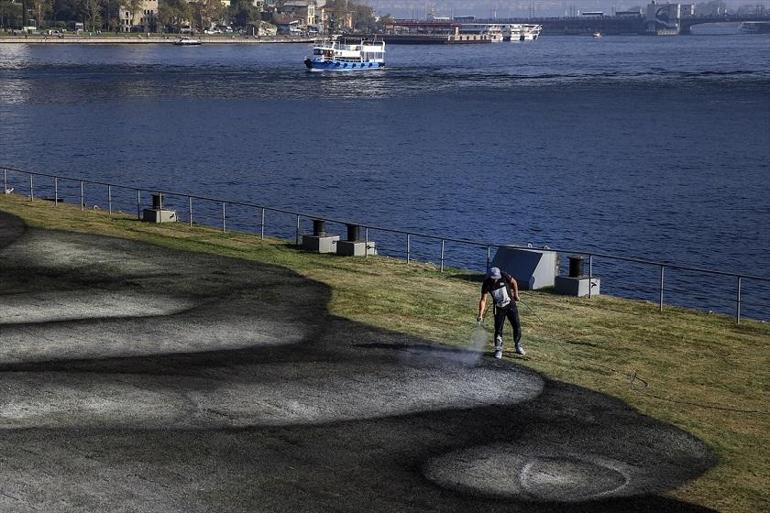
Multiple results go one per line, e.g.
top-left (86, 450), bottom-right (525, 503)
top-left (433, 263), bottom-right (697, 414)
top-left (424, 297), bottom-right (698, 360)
top-left (2, 165), bottom-right (769, 324)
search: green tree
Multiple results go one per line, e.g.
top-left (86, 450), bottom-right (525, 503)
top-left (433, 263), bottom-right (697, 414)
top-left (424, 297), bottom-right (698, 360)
top-left (28, 0), bottom-right (52, 27)
top-left (351, 2), bottom-right (375, 32)
top-left (101, 0), bottom-right (122, 32)
top-left (126, 0), bottom-right (142, 29)
top-left (83, 0), bottom-right (100, 30)
top-left (375, 13), bottom-right (392, 33)
top-left (158, 0), bottom-right (191, 32)
top-left (325, 0), bottom-right (374, 33)
top-left (191, 0), bottom-right (224, 30)
top-left (51, 0), bottom-right (79, 26)
top-left (0, 0), bottom-right (23, 28)
top-left (229, 0), bottom-right (259, 29)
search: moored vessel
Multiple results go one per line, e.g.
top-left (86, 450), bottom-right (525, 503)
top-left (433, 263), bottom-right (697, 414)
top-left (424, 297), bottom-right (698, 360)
top-left (486, 25), bottom-right (505, 42)
top-left (304, 37), bottom-right (385, 71)
top-left (504, 24), bottom-right (543, 42)
top-left (740, 21), bottom-right (770, 34)
top-left (174, 37), bottom-right (202, 46)
top-left (458, 24), bottom-right (505, 42)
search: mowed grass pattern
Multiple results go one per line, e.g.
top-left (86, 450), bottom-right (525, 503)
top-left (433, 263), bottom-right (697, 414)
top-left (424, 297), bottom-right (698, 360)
top-left (1, 194), bottom-right (768, 513)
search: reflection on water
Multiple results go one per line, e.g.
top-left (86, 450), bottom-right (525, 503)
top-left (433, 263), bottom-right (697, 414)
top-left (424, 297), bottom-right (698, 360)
top-left (0, 37), bottom-right (769, 318)
top-left (0, 43), bottom-right (32, 70)
top-left (1, 36), bottom-right (769, 104)
top-left (0, 79), bottom-right (31, 105)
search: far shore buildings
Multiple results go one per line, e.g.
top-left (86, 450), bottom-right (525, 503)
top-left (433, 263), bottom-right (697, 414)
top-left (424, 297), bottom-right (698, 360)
top-left (271, 0), bottom-right (353, 34)
top-left (116, 0), bottom-right (344, 34)
top-left (273, 0), bottom-right (338, 33)
top-left (120, 0), bottom-right (158, 32)
top-left (281, 0), bottom-right (321, 27)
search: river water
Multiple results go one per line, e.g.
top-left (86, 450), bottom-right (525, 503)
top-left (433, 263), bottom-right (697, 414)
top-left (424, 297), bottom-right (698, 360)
top-left (0, 36), bottom-right (768, 318)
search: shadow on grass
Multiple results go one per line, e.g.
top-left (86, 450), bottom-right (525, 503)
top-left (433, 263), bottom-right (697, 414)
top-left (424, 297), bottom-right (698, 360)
top-left (0, 211), bottom-right (720, 513)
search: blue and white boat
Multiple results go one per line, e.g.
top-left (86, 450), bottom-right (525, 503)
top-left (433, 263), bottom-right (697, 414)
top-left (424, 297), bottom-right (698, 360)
top-left (304, 37), bottom-right (385, 71)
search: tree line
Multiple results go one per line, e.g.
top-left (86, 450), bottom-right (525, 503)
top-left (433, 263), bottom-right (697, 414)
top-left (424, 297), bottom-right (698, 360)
top-left (0, 0), bottom-right (384, 33)
top-left (1, 0), bottom-right (244, 32)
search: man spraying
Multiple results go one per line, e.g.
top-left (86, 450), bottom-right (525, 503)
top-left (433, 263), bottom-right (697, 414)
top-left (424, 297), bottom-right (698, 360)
top-left (477, 267), bottom-right (525, 359)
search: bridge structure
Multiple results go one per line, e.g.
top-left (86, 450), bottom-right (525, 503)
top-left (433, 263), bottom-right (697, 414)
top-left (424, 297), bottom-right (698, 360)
top-left (472, 15), bottom-right (642, 35)
top-left (678, 15), bottom-right (770, 34)
top-left (472, 14), bottom-right (770, 36)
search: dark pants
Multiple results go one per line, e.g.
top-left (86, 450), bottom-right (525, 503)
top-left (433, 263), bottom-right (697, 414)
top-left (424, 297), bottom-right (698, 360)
top-left (494, 303), bottom-right (522, 347)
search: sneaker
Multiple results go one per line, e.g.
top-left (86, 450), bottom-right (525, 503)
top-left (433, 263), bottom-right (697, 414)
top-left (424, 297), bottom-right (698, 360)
top-left (494, 348), bottom-right (503, 359)
top-left (515, 343), bottom-right (526, 356)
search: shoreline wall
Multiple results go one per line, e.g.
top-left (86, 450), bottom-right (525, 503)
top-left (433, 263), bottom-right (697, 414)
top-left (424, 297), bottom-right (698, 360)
top-left (0, 36), bottom-right (313, 44)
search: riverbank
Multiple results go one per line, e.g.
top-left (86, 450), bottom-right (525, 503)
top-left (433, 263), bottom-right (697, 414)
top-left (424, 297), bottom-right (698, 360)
top-left (0, 193), bottom-right (768, 512)
top-left (0, 33), bottom-right (313, 44)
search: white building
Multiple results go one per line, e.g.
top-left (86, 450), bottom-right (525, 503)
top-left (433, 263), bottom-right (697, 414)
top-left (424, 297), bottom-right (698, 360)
top-left (120, 0), bottom-right (158, 32)
top-left (279, 0), bottom-right (328, 30)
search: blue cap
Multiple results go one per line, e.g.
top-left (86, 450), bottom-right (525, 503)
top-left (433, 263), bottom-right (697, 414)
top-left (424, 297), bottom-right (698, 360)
top-left (488, 267), bottom-right (502, 280)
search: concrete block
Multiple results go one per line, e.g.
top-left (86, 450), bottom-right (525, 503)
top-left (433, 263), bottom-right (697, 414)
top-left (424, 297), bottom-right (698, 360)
top-left (492, 247), bottom-right (558, 290)
top-left (142, 209), bottom-right (177, 223)
top-left (302, 234), bottom-right (340, 254)
top-left (555, 276), bottom-right (601, 297)
top-left (336, 240), bottom-right (377, 257)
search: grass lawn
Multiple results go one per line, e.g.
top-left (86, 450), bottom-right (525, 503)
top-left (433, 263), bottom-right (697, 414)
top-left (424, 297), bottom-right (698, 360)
top-left (1, 194), bottom-right (768, 513)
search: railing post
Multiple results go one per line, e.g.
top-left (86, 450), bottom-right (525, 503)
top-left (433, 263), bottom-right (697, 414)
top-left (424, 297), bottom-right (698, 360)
top-left (736, 276), bottom-right (742, 324)
top-left (136, 189), bottom-right (141, 219)
top-left (29, 174), bottom-right (33, 201)
top-left (588, 254), bottom-right (593, 298)
top-left (406, 233), bottom-right (411, 263)
top-left (188, 196), bottom-right (193, 226)
top-left (54, 177), bottom-right (58, 206)
top-left (107, 185), bottom-right (112, 216)
top-left (486, 246), bottom-right (491, 269)
top-left (295, 214), bottom-right (300, 246)
top-left (365, 227), bottom-right (369, 258)
top-left (659, 265), bottom-right (665, 312)
top-left (260, 208), bottom-right (265, 239)
top-left (440, 239), bottom-right (445, 272)
top-left (222, 202), bottom-right (227, 232)
top-left (2, 169), bottom-right (6, 192)
top-left (80, 181), bottom-right (84, 210)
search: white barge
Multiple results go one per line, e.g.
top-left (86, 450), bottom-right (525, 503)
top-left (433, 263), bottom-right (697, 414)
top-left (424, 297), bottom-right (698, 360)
top-left (505, 24), bottom-right (543, 42)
